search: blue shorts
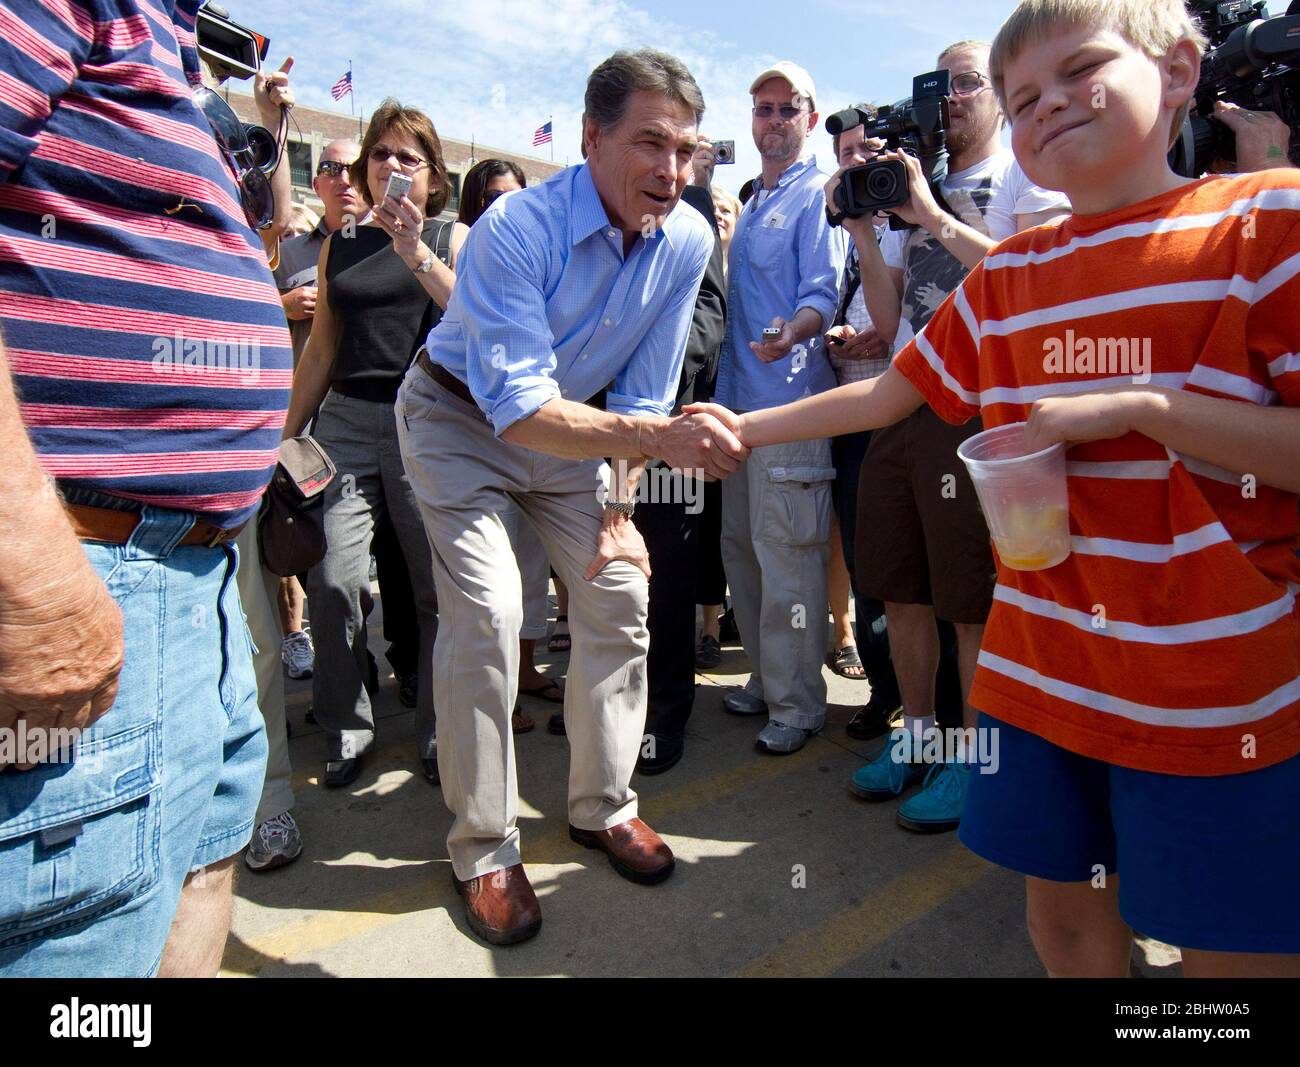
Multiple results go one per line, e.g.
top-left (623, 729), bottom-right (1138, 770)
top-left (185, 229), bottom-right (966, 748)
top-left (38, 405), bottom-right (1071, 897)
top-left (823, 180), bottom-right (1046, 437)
top-left (0, 505), bottom-right (267, 977)
top-left (959, 712), bottom-right (1300, 954)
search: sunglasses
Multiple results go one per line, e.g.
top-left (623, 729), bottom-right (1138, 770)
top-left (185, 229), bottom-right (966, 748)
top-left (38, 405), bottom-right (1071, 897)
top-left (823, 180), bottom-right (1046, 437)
top-left (316, 159), bottom-right (350, 177)
top-left (752, 104), bottom-right (807, 121)
top-left (369, 145), bottom-right (427, 170)
top-left (193, 86), bottom-right (275, 230)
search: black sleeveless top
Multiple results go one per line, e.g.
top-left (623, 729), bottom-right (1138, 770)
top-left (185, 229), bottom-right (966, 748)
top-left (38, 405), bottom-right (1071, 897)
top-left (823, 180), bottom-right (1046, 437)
top-left (325, 218), bottom-right (452, 402)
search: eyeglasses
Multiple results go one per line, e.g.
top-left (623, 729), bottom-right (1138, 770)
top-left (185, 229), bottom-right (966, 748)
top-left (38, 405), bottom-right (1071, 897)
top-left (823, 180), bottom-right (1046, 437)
top-left (316, 159), bottom-right (349, 177)
top-left (752, 104), bottom-right (807, 121)
top-left (949, 71), bottom-right (990, 98)
top-left (369, 145), bottom-right (427, 171)
top-left (192, 86), bottom-right (275, 230)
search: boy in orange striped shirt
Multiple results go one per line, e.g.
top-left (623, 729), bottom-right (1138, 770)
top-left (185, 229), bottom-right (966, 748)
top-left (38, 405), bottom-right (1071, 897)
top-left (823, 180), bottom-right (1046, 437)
top-left (689, 0), bottom-right (1300, 976)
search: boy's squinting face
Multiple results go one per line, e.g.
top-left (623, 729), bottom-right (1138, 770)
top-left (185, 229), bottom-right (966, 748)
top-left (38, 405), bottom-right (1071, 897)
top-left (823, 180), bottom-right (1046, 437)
top-left (1003, 24), bottom-right (1197, 207)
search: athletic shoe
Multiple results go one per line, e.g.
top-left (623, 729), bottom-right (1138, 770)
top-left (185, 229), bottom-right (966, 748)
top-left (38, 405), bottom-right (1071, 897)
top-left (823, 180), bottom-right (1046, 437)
top-left (281, 630), bottom-right (315, 679)
top-left (245, 811), bottom-right (303, 871)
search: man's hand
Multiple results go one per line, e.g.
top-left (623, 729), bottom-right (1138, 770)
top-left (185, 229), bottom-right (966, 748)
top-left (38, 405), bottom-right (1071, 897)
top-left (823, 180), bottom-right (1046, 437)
top-left (1022, 389), bottom-right (1149, 454)
top-left (650, 411), bottom-right (749, 478)
top-left (1212, 101), bottom-right (1295, 173)
top-left (750, 316), bottom-right (797, 364)
top-left (691, 138), bottom-right (716, 188)
top-left (0, 567), bottom-right (123, 770)
top-left (583, 511), bottom-right (651, 580)
top-left (875, 149), bottom-right (945, 230)
top-left (255, 57), bottom-right (295, 128)
top-left (826, 323), bottom-right (889, 362)
top-left (281, 284), bottom-right (317, 321)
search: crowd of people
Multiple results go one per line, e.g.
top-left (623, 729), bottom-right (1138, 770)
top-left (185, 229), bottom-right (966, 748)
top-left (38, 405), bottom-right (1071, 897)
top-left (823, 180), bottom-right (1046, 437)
top-left (0, 0), bottom-right (1298, 977)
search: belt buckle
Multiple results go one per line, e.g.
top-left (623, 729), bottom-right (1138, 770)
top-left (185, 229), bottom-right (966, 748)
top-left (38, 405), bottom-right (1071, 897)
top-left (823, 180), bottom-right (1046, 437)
top-left (206, 526), bottom-right (234, 548)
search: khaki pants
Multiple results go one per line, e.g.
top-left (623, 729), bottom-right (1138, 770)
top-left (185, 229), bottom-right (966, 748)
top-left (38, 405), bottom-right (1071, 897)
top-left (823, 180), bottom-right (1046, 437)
top-left (395, 369), bottom-right (649, 880)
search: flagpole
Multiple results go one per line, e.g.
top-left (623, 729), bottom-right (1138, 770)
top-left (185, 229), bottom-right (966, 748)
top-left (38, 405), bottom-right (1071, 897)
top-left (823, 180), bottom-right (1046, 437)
top-left (348, 60), bottom-right (354, 119)
top-left (549, 114), bottom-right (554, 163)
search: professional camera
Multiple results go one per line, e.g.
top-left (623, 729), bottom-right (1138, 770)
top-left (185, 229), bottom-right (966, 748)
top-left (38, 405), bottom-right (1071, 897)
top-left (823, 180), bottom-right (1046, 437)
top-left (196, 2), bottom-right (269, 82)
top-left (824, 70), bottom-right (951, 228)
top-left (1169, 0), bottom-right (1300, 176)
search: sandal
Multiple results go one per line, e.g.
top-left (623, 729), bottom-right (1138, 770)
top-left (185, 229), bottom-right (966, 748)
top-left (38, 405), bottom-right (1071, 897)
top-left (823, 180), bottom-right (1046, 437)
top-left (518, 677), bottom-right (565, 704)
top-left (547, 614), bottom-right (571, 653)
top-left (828, 644), bottom-right (867, 679)
top-left (512, 706), bottom-right (535, 734)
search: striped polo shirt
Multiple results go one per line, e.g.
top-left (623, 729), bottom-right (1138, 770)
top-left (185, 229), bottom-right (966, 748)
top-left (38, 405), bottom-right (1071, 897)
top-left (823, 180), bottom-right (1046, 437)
top-left (0, 0), bottom-right (291, 529)
top-left (895, 170), bottom-right (1300, 776)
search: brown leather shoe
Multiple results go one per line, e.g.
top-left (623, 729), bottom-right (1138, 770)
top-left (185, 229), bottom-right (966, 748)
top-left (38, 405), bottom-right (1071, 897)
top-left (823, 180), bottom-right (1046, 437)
top-left (451, 863), bottom-right (542, 946)
top-left (569, 818), bottom-right (676, 885)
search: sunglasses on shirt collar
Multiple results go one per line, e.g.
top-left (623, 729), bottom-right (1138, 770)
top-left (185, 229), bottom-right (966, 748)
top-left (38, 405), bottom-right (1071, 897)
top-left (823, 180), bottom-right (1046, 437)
top-left (192, 86), bottom-right (277, 230)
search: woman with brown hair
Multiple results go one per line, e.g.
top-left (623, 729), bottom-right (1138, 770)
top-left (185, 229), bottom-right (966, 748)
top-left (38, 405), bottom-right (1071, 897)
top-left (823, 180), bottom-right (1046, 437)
top-left (282, 99), bottom-right (466, 788)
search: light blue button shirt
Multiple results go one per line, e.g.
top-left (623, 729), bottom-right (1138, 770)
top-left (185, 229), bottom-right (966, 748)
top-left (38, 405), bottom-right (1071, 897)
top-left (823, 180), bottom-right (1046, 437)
top-left (424, 163), bottom-right (713, 436)
top-left (715, 155), bottom-right (845, 411)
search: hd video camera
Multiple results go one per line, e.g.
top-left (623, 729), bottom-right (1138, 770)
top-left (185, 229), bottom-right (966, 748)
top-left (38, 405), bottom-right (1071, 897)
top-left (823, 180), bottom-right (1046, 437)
top-left (824, 69), bottom-right (952, 228)
top-left (1169, 0), bottom-right (1300, 176)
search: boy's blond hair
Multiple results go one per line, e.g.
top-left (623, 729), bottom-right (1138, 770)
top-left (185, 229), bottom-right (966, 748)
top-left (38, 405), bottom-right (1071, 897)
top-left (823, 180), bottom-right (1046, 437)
top-left (989, 0), bottom-right (1207, 148)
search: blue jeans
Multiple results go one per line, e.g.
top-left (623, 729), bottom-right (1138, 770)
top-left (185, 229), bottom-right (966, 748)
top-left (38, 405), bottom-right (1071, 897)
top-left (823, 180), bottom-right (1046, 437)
top-left (0, 505), bottom-right (267, 976)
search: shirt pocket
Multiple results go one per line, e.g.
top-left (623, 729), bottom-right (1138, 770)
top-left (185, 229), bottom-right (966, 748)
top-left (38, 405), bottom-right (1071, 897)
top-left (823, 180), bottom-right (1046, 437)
top-left (748, 223), bottom-right (790, 271)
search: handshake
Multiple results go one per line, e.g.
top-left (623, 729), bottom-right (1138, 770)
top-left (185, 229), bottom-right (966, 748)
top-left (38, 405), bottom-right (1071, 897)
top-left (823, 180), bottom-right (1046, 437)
top-left (647, 404), bottom-right (751, 480)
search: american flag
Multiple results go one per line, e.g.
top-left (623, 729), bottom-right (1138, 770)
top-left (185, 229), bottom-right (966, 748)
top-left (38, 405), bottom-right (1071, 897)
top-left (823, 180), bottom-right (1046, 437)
top-left (330, 70), bottom-right (352, 101)
top-left (532, 120), bottom-right (552, 147)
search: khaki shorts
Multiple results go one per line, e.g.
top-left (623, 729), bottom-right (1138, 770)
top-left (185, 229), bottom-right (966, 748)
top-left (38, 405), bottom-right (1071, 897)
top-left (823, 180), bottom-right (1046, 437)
top-left (854, 405), bottom-right (996, 624)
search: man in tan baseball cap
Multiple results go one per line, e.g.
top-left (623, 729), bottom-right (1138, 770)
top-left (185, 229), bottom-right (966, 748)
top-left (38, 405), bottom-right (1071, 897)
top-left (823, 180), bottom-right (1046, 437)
top-left (748, 60), bottom-right (816, 111)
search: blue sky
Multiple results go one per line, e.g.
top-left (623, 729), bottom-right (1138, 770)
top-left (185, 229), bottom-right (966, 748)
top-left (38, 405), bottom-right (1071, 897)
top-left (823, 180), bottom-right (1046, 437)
top-left (223, 0), bottom-right (1022, 193)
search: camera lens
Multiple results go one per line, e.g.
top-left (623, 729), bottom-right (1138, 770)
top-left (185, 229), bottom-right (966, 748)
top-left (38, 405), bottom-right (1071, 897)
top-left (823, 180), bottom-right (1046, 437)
top-left (244, 124), bottom-right (278, 173)
top-left (866, 166), bottom-right (900, 201)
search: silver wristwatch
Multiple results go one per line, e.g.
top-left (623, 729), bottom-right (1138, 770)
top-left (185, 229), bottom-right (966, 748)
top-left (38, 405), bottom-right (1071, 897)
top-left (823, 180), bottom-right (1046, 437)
top-left (603, 499), bottom-right (636, 517)
top-left (414, 250), bottom-right (437, 274)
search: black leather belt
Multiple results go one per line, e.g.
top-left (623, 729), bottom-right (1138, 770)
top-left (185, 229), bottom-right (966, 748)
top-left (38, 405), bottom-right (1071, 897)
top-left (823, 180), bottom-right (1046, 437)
top-left (416, 349), bottom-right (474, 405)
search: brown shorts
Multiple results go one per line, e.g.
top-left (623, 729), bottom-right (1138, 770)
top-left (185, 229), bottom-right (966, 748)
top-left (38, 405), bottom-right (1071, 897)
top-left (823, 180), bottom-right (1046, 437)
top-left (854, 405), bottom-right (996, 624)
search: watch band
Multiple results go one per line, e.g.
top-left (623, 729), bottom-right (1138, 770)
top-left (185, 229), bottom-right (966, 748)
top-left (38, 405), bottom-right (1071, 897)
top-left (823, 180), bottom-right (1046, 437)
top-left (414, 250), bottom-right (437, 274)
top-left (603, 499), bottom-right (636, 517)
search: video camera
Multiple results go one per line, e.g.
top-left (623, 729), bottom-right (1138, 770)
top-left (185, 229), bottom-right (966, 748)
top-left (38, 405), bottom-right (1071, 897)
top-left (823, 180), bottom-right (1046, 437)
top-left (824, 69), bottom-right (952, 228)
top-left (1169, 0), bottom-right (1300, 176)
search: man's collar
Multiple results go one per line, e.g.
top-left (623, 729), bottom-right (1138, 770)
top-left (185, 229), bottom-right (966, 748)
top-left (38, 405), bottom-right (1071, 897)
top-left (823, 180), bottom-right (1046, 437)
top-left (754, 153), bottom-right (817, 194)
top-left (570, 164), bottom-right (614, 247)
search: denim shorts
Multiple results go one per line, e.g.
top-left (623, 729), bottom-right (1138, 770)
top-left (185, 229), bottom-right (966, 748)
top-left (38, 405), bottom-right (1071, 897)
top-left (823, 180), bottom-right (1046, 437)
top-left (960, 712), bottom-right (1300, 953)
top-left (0, 505), bottom-right (267, 977)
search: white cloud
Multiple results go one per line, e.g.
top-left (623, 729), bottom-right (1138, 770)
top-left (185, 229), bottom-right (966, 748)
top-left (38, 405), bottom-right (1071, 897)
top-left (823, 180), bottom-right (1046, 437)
top-left (223, 0), bottom-right (1016, 193)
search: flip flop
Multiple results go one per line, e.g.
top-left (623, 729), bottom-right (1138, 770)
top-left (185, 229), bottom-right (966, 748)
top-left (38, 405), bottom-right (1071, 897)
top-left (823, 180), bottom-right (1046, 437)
top-left (547, 614), bottom-right (571, 653)
top-left (512, 706), bottom-right (535, 734)
top-left (828, 645), bottom-right (867, 679)
top-left (518, 678), bottom-right (566, 704)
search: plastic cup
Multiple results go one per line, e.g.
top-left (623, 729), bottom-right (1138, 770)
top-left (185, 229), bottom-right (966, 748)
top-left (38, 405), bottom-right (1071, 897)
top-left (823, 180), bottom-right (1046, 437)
top-left (957, 422), bottom-right (1071, 572)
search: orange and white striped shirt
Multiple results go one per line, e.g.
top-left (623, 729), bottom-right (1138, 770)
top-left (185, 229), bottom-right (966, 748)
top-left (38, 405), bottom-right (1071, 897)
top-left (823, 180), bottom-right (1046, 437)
top-left (894, 170), bottom-right (1300, 776)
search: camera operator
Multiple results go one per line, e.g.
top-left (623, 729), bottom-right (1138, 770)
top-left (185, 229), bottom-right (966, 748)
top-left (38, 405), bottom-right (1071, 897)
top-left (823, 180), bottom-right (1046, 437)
top-left (827, 40), bottom-right (1069, 835)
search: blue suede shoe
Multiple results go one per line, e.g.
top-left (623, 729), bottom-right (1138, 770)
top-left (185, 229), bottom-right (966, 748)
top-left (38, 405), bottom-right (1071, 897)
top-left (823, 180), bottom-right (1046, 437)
top-left (848, 729), bottom-right (928, 800)
top-left (896, 760), bottom-right (971, 833)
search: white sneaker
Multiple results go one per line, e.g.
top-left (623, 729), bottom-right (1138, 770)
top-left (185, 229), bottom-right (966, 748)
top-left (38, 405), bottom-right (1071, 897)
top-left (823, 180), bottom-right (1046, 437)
top-left (245, 811), bottom-right (303, 871)
top-left (281, 630), bottom-right (314, 679)
top-left (755, 720), bottom-right (818, 754)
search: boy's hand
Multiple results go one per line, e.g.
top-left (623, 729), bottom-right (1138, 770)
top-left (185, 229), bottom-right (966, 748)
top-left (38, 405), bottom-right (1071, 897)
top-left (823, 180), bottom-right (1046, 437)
top-left (1023, 390), bottom-right (1151, 453)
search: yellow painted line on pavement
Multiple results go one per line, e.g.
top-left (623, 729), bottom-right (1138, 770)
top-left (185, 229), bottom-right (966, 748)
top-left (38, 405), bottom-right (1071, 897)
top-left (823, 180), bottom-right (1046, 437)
top-left (731, 844), bottom-right (993, 978)
top-left (224, 741), bottom-right (829, 973)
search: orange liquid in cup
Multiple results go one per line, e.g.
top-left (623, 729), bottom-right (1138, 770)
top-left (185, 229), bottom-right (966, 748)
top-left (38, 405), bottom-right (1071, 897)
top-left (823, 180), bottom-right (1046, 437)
top-left (993, 504), bottom-right (1070, 571)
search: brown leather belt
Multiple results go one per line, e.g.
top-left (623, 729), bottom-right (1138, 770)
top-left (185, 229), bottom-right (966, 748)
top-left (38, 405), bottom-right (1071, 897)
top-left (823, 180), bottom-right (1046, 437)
top-left (416, 349), bottom-right (474, 405)
top-left (66, 504), bottom-right (245, 548)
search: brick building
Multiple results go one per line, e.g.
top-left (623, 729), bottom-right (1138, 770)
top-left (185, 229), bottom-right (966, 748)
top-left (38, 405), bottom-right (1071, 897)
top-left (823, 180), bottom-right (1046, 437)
top-left (227, 92), bottom-right (564, 221)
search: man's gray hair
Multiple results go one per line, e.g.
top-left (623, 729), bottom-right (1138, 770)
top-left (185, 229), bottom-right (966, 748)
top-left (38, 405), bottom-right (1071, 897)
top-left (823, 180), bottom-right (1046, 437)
top-left (584, 49), bottom-right (705, 135)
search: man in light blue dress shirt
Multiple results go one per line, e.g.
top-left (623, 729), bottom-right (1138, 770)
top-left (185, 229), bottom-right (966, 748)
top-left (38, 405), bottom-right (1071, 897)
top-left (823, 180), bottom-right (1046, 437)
top-left (713, 62), bottom-right (846, 754)
top-left (396, 50), bottom-right (747, 947)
